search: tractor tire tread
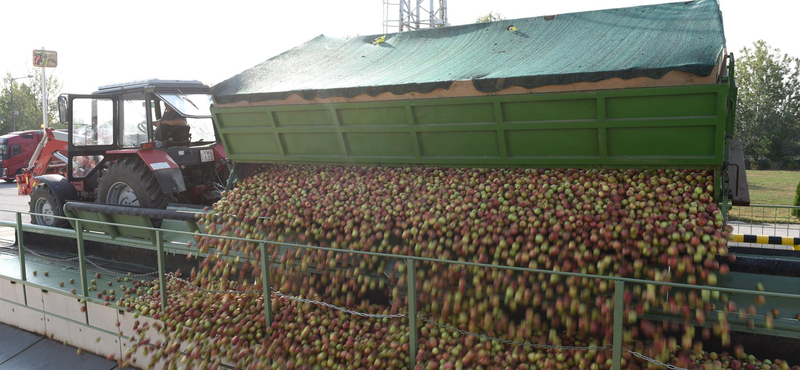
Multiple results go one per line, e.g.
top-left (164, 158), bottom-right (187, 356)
top-left (29, 185), bottom-right (69, 228)
top-left (97, 157), bottom-right (168, 209)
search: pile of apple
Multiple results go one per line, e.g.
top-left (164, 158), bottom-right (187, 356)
top-left (113, 165), bottom-right (792, 369)
top-left (119, 277), bottom-right (796, 370)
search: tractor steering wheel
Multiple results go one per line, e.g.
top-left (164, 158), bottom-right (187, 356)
top-left (138, 121), bottom-right (149, 133)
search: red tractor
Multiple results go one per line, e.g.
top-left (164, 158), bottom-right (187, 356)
top-left (20, 79), bottom-right (229, 227)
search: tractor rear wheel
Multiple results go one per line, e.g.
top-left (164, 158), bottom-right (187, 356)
top-left (29, 185), bottom-right (69, 228)
top-left (97, 157), bottom-right (168, 209)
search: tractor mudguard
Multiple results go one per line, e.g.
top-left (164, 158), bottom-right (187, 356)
top-left (33, 174), bottom-right (80, 208)
top-left (152, 167), bottom-right (186, 193)
top-left (136, 149), bottom-right (186, 193)
top-left (108, 149), bottom-right (187, 194)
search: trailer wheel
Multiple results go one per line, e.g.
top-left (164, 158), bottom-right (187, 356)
top-left (29, 185), bottom-right (68, 228)
top-left (97, 157), bottom-right (168, 209)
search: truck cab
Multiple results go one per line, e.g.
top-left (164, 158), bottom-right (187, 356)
top-left (0, 130), bottom-right (44, 182)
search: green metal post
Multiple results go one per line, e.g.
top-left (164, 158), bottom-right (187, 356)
top-left (224, 162), bottom-right (238, 191)
top-left (16, 213), bottom-right (28, 305)
top-left (16, 213), bottom-right (26, 281)
top-left (612, 280), bottom-right (625, 370)
top-left (406, 259), bottom-right (417, 368)
top-left (719, 166), bottom-right (729, 228)
top-left (259, 243), bottom-right (273, 324)
top-left (259, 243), bottom-right (273, 368)
top-left (156, 230), bottom-right (167, 312)
top-left (76, 220), bottom-right (89, 297)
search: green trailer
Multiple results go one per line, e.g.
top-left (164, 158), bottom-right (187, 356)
top-left (210, 0), bottom-right (748, 216)
top-left (38, 0), bottom-right (750, 256)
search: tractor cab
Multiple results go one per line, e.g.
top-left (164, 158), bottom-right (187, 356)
top-left (25, 80), bottom-right (229, 227)
top-left (61, 79), bottom-right (217, 149)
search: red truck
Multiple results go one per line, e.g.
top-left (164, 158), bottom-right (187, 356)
top-left (0, 130), bottom-right (44, 182)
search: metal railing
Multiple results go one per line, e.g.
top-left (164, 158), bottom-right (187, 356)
top-left (729, 204), bottom-right (800, 249)
top-left (1, 209), bottom-right (799, 370)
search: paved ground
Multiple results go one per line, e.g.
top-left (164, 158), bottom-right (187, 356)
top-left (0, 182), bottom-right (30, 245)
top-left (0, 323), bottom-right (124, 370)
top-left (0, 184), bottom-right (143, 370)
top-left (730, 221), bottom-right (800, 237)
top-left (0, 185), bottom-right (120, 370)
top-left (0, 184), bottom-right (125, 370)
top-left (729, 222), bottom-right (800, 250)
top-left (0, 181), bottom-right (32, 223)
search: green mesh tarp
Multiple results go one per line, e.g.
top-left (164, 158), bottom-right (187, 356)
top-left (213, 0), bottom-right (726, 104)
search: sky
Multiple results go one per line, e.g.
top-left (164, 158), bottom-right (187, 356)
top-left (1, 0), bottom-right (797, 96)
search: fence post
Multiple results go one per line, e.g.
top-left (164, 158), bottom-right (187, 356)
top-left (16, 213), bottom-right (26, 281)
top-left (76, 220), bottom-right (89, 298)
top-left (406, 258), bottom-right (417, 368)
top-left (612, 280), bottom-right (625, 370)
top-left (156, 230), bottom-right (167, 312)
top-left (16, 213), bottom-right (28, 305)
top-left (259, 243), bottom-right (273, 324)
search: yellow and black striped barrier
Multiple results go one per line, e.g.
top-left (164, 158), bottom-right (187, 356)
top-left (732, 234), bottom-right (800, 250)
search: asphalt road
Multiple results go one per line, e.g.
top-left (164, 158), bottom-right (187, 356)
top-left (0, 181), bottom-right (30, 223)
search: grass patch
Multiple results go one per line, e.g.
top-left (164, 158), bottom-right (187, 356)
top-left (745, 170), bottom-right (800, 205)
top-left (729, 170), bottom-right (800, 224)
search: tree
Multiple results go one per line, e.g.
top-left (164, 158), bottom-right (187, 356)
top-left (1, 74), bottom-right (38, 133)
top-left (476, 11), bottom-right (505, 23)
top-left (31, 69), bottom-right (64, 129)
top-left (0, 70), bottom-right (63, 134)
top-left (734, 40), bottom-right (800, 169)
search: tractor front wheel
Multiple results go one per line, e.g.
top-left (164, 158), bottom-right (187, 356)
top-left (29, 185), bottom-right (69, 228)
top-left (97, 158), bottom-right (168, 209)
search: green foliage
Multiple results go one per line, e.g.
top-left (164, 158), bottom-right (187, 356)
top-left (0, 70), bottom-right (64, 134)
top-left (735, 40), bottom-right (800, 169)
top-left (793, 180), bottom-right (800, 217)
top-left (31, 69), bottom-right (64, 128)
top-left (746, 170), bottom-right (800, 206)
top-left (476, 11), bottom-right (505, 23)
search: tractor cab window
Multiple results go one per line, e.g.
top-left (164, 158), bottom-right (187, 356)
top-left (155, 93), bottom-right (216, 143)
top-left (72, 99), bottom-right (114, 146)
top-left (0, 144), bottom-right (6, 160)
top-left (72, 155), bottom-right (103, 178)
top-left (120, 93), bottom-right (149, 148)
top-left (11, 145), bottom-right (21, 156)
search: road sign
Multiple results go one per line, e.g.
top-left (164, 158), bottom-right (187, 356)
top-left (32, 50), bottom-right (57, 68)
